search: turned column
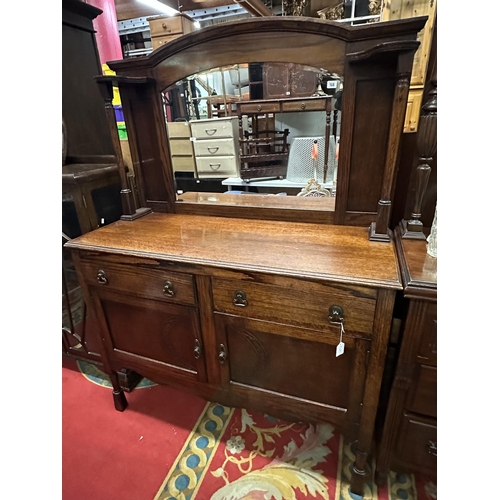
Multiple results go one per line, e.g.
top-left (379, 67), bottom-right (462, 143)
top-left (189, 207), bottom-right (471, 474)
top-left (95, 76), bottom-right (152, 221)
top-left (401, 83), bottom-right (437, 239)
top-left (369, 59), bottom-right (412, 242)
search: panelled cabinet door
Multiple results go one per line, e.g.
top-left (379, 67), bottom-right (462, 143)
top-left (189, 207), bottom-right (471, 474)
top-left (91, 288), bottom-right (207, 382)
top-left (214, 314), bottom-right (370, 427)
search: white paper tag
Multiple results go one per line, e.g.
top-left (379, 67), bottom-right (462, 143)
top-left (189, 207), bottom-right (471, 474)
top-left (327, 80), bottom-right (338, 89)
top-left (336, 341), bottom-right (345, 357)
top-left (190, 137), bottom-right (197, 142)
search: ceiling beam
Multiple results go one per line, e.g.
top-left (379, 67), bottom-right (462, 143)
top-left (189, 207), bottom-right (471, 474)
top-left (233, 0), bottom-right (273, 16)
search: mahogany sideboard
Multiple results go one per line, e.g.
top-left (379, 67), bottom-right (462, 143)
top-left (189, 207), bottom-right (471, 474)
top-left (67, 212), bottom-right (402, 497)
top-left (375, 226), bottom-right (437, 483)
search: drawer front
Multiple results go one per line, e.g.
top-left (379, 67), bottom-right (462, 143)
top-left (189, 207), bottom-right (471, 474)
top-left (281, 99), bottom-right (328, 112)
top-left (212, 277), bottom-right (377, 335)
top-left (149, 16), bottom-right (183, 36)
top-left (79, 258), bottom-right (196, 306)
top-left (396, 414), bottom-right (437, 474)
top-left (195, 156), bottom-right (238, 177)
top-left (172, 156), bottom-right (194, 172)
top-left (190, 118), bottom-right (237, 140)
top-left (193, 138), bottom-right (236, 157)
top-left (169, 138), bottom-right (194, 156)
top-left (238, 102), bottom-right (281, 114)
top-left (172, 156), bottom-right (195, 172)
top-left (152, 34), bottom-right (182, 50)
top-left (167, 122), bottom-right (191, 138)
top-left (407, 364), bottom-right (436, 418)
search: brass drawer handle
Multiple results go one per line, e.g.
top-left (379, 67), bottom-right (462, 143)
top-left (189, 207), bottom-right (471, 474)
top-left (428, 440), bottom-right (437, 457)
top-left (209, 163), bottom-right (221, 170)
top-left (97, 270), bottom-right (108, 285)
top-left (257, 105), bottom-right (262, 111)
top-left (205, 128), bottom-right (217, 135)
top-left (218, 344), bottom-right (227, 364)
top-left (194, 339), bottom-right (202, 359)
top-left (328, 305), bottom-right (344, 324)
top-left (163, 281), bottom-right (175, 297)
top-left (233, 290), bottom-right (248, 307)
top-left (300, 103), bottom-right (306, 110)
top-left (207, 147), bottom-right (219, 154)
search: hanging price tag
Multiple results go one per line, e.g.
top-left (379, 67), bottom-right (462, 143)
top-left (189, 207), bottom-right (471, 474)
top-left (336, 322), bottom-right (345, 357)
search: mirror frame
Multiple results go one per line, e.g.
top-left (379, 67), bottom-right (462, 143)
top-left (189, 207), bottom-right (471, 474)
top-left (100, 16), bottom-right (427, 241)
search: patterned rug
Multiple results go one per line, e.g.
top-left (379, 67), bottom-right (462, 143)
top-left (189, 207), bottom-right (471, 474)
top-left (74, 361), bottom-right (437, 500)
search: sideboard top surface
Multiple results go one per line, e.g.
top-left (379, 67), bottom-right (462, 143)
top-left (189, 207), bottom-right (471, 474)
top-left (66, 213), bottom-right (402, 289)
top-left (395, 226), bottom-right (437, 300)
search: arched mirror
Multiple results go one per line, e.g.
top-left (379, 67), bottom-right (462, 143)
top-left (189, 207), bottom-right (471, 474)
top-left (162, 63), bottom-right (343, 211)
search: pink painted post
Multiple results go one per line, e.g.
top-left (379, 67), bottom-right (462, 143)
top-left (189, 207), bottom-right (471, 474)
top-left (87, 0), bottom-right (123, 68)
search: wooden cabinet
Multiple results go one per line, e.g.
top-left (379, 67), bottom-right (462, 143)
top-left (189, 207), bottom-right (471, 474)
top-left (375, 226), bottom-right (437, 483)
top-left (147, 13), bottom-right (195, 50)
top-left (381, 0), bottom-right (437, 132)
top-left (166, 122), bottom-right (195, 173)
top-left (67, 212), bottom-right (402, 497)
top-left (191, 117), bottom-right (240, 178)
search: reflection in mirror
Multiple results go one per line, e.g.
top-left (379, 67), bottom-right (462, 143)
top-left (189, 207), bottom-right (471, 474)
top-left (161, 63), bottom-right (342, 210)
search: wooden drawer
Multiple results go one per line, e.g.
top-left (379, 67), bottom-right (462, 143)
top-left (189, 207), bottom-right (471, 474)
top-left (79, 257), bottom-right (196, 306)
top-left (212, 277), bottom-right (377, 335)
top-left (190, 118), bottom-right (238, 140)
top-left (195, 156), bottom-right (238, 178)
top-left (193, 138), bottom-right (236, 157)
top-left (152, 34), bottom-right (182, 50)
top-left (149, 15), bottom-right (184, 36)
top-left (396, 413), bottom-right (437, 473)
top-left (407, 364), bottom-right (436, 418)
top-left (167, 121), bottom-right (191, 138)
top-left (169, 138), bottom-right (194, 156)
top-left (238, 101), bottom-right (281, 114)
top-left (172, 156), bottom-right (195, 172)
top-left (281, 99), bottom-right (328, 112)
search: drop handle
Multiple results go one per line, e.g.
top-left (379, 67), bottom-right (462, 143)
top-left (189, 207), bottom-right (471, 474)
top-left (163, 281), bottom-right (175, 297)
top-left (218, 344), bottom-right (227, 364)
top-left (193, 339), bottom-right (202, 359)
top-left (328, 305), bottom-right (344, 324)
top-left (233, 290), bottom-right (248, 307)
top-left (428, 440), bottom-right (437, 457)
top-left (97, 270), bottom-right (108, 285)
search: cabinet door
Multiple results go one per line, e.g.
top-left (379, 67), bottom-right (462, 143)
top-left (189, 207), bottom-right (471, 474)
top-left (214, 314), bottom-right (370, 426)
top-left (92, 288), bottom-right (207, 383)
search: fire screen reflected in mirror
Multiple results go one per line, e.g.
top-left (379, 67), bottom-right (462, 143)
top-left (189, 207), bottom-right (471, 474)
top-left (161, 63), bottom-right (342, 210)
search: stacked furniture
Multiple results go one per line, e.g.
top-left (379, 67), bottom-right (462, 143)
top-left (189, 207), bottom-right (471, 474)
top-left (376, 226), bottom-right (437, 484)
top-left (166, 121), bottom-right (195, 174)
top-left (236, 96), bottom-right (333, 181)
top-left (147, 14), bottom-right (196, 50)
top-left (68, 16), bottom-right (430, 497)
top-left (191, 117), bottom-right (240, 179)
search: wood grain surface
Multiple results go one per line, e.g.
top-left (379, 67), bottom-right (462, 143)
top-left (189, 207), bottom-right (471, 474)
top-left (66, 213), bottom-right (402, 289)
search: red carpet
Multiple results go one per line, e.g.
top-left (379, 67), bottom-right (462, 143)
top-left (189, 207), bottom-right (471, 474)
top-left (62, 357), bottom-right (436, 500)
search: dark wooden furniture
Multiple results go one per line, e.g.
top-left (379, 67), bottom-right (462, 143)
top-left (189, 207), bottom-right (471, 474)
top-left (67, 213), bottom-right (401, 497)
top-left (262, 63), bottom-right (319, 99)
top-left (66, 16), bottom-right (431, 498)
top-left (98, 16), bottom-right (426, 239)
top-left (62, 162), bottom-right (120, 235)
top-left (236, 96), bottom-right (333, 181)
top-left (375, 226), bottom-right (437, 484)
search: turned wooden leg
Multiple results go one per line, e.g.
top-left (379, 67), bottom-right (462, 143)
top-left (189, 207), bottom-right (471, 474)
top-left (350, 448), bottom-right (368, 497)
top-left (110, 370), bottom-right (128, 412)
